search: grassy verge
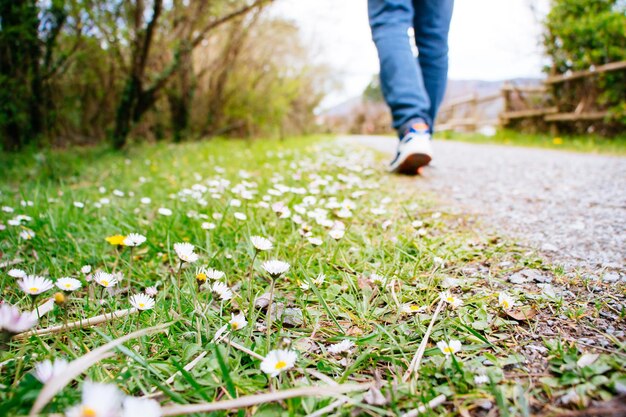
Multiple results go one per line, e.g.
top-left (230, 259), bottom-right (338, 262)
top-left (438, 130), bottom-right (626, 155)
top-left (0, 136), bottom-right (624, 416)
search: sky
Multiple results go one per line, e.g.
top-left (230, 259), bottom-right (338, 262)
top-left (271, 0), bottom-right (551, 108)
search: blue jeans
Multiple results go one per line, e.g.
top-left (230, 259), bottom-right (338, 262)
top-left (368, 0), bottom-right (454, 134)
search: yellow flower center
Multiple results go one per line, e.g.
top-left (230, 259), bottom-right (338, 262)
top-left (65, 283), bottom-right (72, 289)
top-left (410, 305), bottom-right (420, 311)
top-left (105, 235), bottom-right (126, 246)
top-left (196, 273), bottom-right (207, 282)
top-left (275, 360), bottom-right (287, 370)
top-left (443, 347), bottom-right (454, 354)
top-left (231, 322), bottom-right (239, 330)
top-left (80, 406), bottom-right (97, 417)
top-left (139, 303), bottom-right (145, 308)
top-left (29, 287), bottom-right (39, 293)
top-left (446, 296), bottom-right (454, 303)
top-left (501, 300), bottom-right (509, 309)
top-left (54, 292), bottom-right (66, 304)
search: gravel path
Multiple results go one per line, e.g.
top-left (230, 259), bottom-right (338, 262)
top-left (342, 135), bottom-right (626, 277)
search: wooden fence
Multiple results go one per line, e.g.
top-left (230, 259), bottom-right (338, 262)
top-left (436, 60), bottom-right (626, 133)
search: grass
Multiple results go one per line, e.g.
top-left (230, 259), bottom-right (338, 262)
top-left (0, 136), bottom-right (624, 416)
top-left (438, 129), bottom-right (626, 155)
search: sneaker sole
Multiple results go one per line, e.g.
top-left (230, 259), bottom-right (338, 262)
top-left (394, 153), bottom-right (432, 175)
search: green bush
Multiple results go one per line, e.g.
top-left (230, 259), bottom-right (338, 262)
top-left (543, 0), bottom-right (626, 132)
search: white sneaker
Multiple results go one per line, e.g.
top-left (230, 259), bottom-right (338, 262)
top-left (388, 122), bottom-right (433, 175)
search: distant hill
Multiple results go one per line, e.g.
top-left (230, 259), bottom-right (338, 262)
top-left (322, 78), bottom-right (543, 118)
top-left (319, 77), bottom-right (544, 133)
top-left (442, 78), bottom-right (542, 104)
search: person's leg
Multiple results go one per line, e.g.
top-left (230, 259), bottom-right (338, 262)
top-left (413, 0), bottom-right (454, 127)
top-left (368, 0), bottom-right (432, 133)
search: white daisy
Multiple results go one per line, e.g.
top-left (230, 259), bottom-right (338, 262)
top-left (336, 208), bottom-right (352, 218)
top-left (0, 303), bottom-right (38, 333)
top-left (123, 233), bottom-right (146, 247)
top-left (313, 273), bottom-right (326, 285)
top-left (411, 220), bottom-right (424, 228)
top-left (260, 349), bottom-right (297, 377)
top-left (437, 340), bottom-right (462, 356)
top-left (140, 197), bottom-right (152, 205)
top-left (201, 222), bottom-right (216, 230)
top-left (20, 229), bottom-right (35, 240)
top-left (262, 260), bottom-right (290, 278)
top-left (401, 303), bottom-right (425, 314)
top-left (498, 292), bottom-right (516, 310)
top-left (251, 236), bottom-right (273, 251)
top-left (18, 275), bottom-right (54, 295)
top-left (329, 229), bottom-right (345, 240)
top-left (93, 271), bottom-right (118, 288)
top-left (145, 286), bottom-right (158, 296)
top-left (174, 242), bottom-right (199, 263)
top-left (157, 207), bottom-right (172, 216)
top-left (308, 237), bottom-right (323, 246)
top-left (129, 293), bottom-right (155, 311)
top-left (211, 282), bottom-right (233, 301)
top-left (65, 381), bottom-right (123, 417)
top-left (229, 313), bottom-right (248, 330)
top-left (73, 202), bottom-right (85, 208)
top-left (8, 268), bottom-right (26, 278)
top-left (205, 268), bottom-right (225, 280)
top-left (81, 265), bottom-right (92, 274)
top-left (56, 277), bottom-right (82, 292)
top-left (33, 358), bottom-right (69, 383)
top-left (327, 340), bottom-right (355, 355)
top-left (370, 273), bottom-right (386, 285)
top-left (234, 212), bottom-right (247, 221)
top-left (440, 291), bottom-right (463, 309)
top-left (121, 396), bottom-right (161, 417)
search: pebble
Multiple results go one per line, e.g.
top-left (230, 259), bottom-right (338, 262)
top-left (509, 269), bottom-right (551, 284)
top-left (283, 307), bottom-right (304, 326)
top-left (603, 272), bottom-right (622, 283)
top-left (541, 243), bottom-right (558, 252)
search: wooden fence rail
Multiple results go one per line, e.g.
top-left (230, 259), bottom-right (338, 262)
top-left (436, 59), bottom-right (626, 133)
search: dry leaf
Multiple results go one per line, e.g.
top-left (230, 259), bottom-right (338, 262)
top-left (357, 275), bottom-right (373, 289)
top-left (505, 307), bottom-right (538, 321)
top-left (363, 387), bottom-right (387, 406)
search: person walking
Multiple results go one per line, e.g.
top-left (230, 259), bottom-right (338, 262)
top-left (368, 0), bottom-right (454, 175)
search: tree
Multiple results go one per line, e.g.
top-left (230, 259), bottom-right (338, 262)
top-left (94, 0), bottom-right (273, 149)
top-left (0, 0), bottom-right (86, 150)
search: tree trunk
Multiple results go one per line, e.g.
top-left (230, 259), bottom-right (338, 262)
top-left (112, 76), bottom-right (141, 149)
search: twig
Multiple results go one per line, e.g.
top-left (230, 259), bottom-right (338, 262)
top-left (32, 298), bottom-right (55, 317)
top-left (303, 370), bottom-right (356, 417)
top-left (144, 351), bottom-right (209, 398)
top-left (160, 383), bottom-right (373, 416)
top-left (306, 399), bottom-right (346, 417)
top-left (400, 394), bottom-right (447, 417)
top-left (222, 336), bottom-right (265, 360)
top-left (15, 308), bottom-right (138, 340)
top-left (29, 322), bottom-right (171, 416)
top-left (403, 297), bottom-right (445, 382)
